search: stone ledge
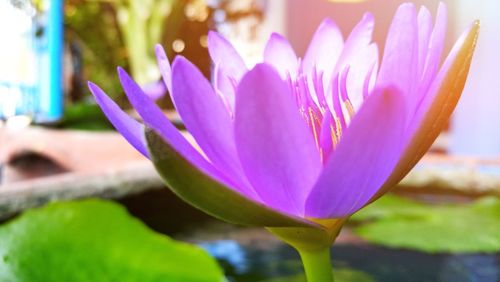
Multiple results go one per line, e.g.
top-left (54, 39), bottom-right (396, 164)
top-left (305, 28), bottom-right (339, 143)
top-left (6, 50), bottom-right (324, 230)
top-left (0, 161), bottom-right (163, 220)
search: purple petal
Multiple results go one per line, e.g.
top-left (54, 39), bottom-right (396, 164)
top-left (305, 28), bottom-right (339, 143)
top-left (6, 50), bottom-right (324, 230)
top-left (305, 86), bottom-right (407, 218)
top-left (117, 67), bottom-right (251, 197)
top-left (142, 80), bottom-right (167, 101)
top-left (409, 21), bottom-right (479, 147)
top-left (335, 13), bottom-right (375, 71)
top-left (88, 82), bottom-right (148, 158)
top-left (377, 3), bottom-right (418, 116)
top-left (171, 56), bottom-right (259, 199)
top-left (346, 43), bottom-right (379, 110)
top-left (418, 3), bottom-right (447, 96)
top-left (264, 33), bottom-right (298, 79)
top-left (303, 18), bottom-right (344, 87)
top-left (336, 13), bottom-right (377, 110)
top-left (207, 31), bottom-right (247, 78)
top-left (207, 31), bottom-right (247, 111)
top-left (319, 110), bottom-right (336, 163)
top-left (417, 6), bottom-right (433, 77)
top-left (369, 21), bottom-right (480, 203)
top-left (155, 44), bottom-right (172, 94)
top-left (234, 64), bottom-right (322, 216)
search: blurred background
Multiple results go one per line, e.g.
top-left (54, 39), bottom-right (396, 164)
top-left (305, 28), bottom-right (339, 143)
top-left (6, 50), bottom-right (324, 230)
top-left (0, 1), bottom-right (499, 281)
top-left (1, 0), bottom-right (499, 153)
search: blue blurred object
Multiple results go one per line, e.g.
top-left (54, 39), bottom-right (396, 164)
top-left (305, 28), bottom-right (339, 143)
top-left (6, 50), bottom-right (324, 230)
top-left (0, 0), bottom-right (63, 124)
top-left (45, 0), bottom-right (64, 122)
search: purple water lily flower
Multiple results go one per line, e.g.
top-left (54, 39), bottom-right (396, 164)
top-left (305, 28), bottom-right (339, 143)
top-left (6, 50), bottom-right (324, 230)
top-left (89, 3), bottom-right (478, 228)
top-left (89, 3), bottom-right (478, 281)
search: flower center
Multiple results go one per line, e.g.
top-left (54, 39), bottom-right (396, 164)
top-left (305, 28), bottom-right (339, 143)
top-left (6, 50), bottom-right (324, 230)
top-left (289, 67), bottom-right (358, 163)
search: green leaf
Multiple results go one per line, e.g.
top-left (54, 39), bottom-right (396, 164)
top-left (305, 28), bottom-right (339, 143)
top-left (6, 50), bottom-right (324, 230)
top-left (351, 195), bottom-right (500, 253)
top-left (351, 195), bottom-right (429, 222)
top-left (0, 199), bottom-right (224, 282)
top-left (145, 129), bottom-right (316, 228)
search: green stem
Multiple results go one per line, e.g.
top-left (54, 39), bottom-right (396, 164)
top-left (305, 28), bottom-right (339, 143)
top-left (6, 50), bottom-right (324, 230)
top-left (297, 247), bottom-right (334, 282)
top-left (267, 219), bottom-right (345, 282)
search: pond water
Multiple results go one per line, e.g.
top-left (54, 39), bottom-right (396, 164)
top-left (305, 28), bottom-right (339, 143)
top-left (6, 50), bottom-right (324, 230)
top-left (199, 240), bottom-right (499, 282)
top-left (119, 189), bottom-right (500, 282)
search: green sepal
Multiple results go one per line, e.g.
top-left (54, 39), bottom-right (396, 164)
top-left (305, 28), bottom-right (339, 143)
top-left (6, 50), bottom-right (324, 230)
top-left (267, 219), bottom-right (346, 282)
top-left (145, 128), bottom-right (316, 228)
top-left (267, 218), bottom-right (346, 251)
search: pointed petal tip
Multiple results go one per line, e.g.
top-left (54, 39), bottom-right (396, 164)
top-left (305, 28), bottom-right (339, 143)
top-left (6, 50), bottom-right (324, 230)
top-left (155, 44), bottom-right (167, 58)
top-left (87, 79), bottom-right (149, 158)
top-left (454, 20), bottom-right (480, 52)
top-left (207, 30), bottom-right (218, 37)
top-left (320, 17), bottom-right (333, 24)
top-left (269, 32), bottom-right (285, 41)
top-left (438, 1), bottom-right (447, 10)
top-left (207, 30), bottom-right (225, 44)
top-left (175, 54), bottom-right (188, 62)
top-left (171, 55), bottom-right (191, 73)
top-left (362, 12), bottom-right (374, 22)
top-left (468, 20), bottom-right (480, 43)
top-left (154, 43), bottom-right (164, 51)
top-left (394, 2), bottom-right (417, 16)
top-left (318, 17), bottom-right (337, 29)
top-left (87, 81), bottom-right (105, 100)
top-left (117, 67), bottom-right (133, 87)
top-left (399, 2), bottom-right (416, 9)
top-left (418, 4), bottom-right (431, 15)
top-left (87, 81), bottom-right (99, 98)
top-left (116, 66), bottom-right (127, 77)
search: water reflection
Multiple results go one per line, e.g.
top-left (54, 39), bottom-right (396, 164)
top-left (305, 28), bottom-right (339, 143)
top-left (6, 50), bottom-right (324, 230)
top-left (439, 255), bottom-right (499, 282)
top-left (200, 240), bottom-right (500, 282)
top-left (199, 240), bottom-right (249, 274)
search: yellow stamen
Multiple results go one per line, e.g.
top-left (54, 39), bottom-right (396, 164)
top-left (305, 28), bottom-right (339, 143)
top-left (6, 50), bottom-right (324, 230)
top-left (308, 107), bottom-right (321, 150)
top-left (344, 100), bottom-right (355, 120)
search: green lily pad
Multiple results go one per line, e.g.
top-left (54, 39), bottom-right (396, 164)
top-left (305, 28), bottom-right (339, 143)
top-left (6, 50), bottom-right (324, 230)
top-left (0, 199), bottom-right (224, 282)
top-left (351, 195), bottom-right (500, 253)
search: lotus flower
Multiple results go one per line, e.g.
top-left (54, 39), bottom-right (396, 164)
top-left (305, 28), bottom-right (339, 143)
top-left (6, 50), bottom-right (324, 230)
top-left (89, 2), bottom-right (478, 281)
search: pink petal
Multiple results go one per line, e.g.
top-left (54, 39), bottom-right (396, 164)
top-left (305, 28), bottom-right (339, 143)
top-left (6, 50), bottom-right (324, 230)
top-left (346, 43), bottom-right (379, 110)
top-left (417, 6), bottom-right (433, 78)
top-left (303, 19), bottom-right (344, 89)
top-left (419, 2), bottom-right (447, 96)
top-left (207, 31), bottom-right (247, 111)
top-left (330, 13), bottom-right (377, 110)
top-left (370, 21), bottom-right (480, 204)
top-left (234, 64), bottom-right (321, 216)
top-left (377, 3), bottom-right (419, 116)
top-left (207, 31), bottom-right (247, 78)
top-left (335, 12), bottom-right (375, 72)
top-left (154, 44), bottom-right (172, 94)
top-left (410, 21), bottom-right (479, 153)
top-left (305, 86), bottom-right (407, 218)
top-left (141, 80), bottom-right (167, 101)
top-left (264, 33), bottom-right (298, 79)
